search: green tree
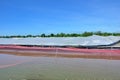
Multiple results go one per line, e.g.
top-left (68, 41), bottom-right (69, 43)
top-left (50, 33), bottom-right (54, 37)
top-left (41, 33), bottom-right (46, 37)
top-left (82, 32), bottom-right (93, 37)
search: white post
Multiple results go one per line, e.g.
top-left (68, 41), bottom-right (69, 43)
top-left (55, 47), bottom-right (58, 57)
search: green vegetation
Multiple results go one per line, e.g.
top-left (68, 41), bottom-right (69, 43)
top-left (0, 31), bottom-right (120, 38)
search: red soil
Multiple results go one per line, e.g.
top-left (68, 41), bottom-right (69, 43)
top-left (0, 45), bottom-right (120, 60)
top-left (0, 45), bottom-right (120, 54)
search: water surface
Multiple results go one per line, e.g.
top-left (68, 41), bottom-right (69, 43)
top-left (0, 53), bottom-right (120, 80)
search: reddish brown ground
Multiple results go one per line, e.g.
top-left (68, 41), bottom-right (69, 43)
top-left (0, 45), bottom-right (120, 60)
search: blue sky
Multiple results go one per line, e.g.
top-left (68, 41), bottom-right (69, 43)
top-left (0, 0), bottom-right (120, 35)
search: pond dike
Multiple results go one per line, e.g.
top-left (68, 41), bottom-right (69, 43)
top-left (0, 45), bottom-right (120, 60)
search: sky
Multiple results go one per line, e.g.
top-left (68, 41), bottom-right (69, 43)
top-left (0, 0), bottom-right (120, 35)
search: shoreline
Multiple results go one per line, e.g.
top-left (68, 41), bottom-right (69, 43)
top-left (0, 45), bottom-right (120, 53)
top-left (0, 45), bottom-right (120, 60)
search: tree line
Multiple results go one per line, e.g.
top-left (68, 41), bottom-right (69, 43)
top-left (0, 31), bottom-right (120, 38)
